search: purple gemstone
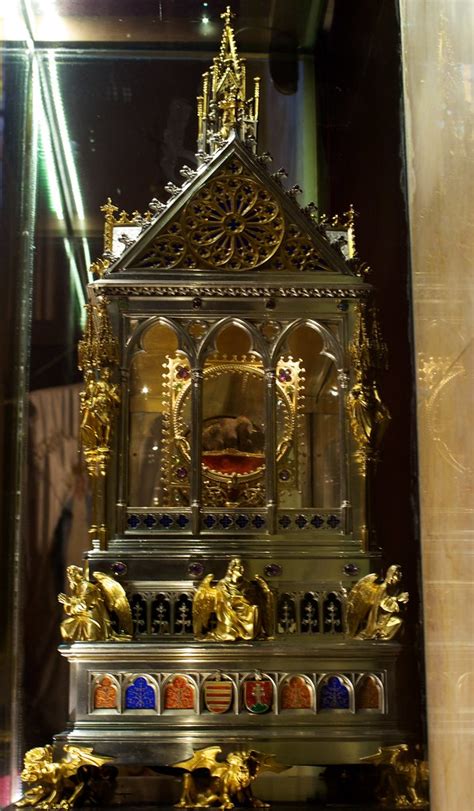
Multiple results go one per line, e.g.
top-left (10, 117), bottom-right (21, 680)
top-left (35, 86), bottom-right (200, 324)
top-left (343, 563), bottom-right (359, 576)
top-left (279, 469), bottom-right (290, 481)
top-left (111, 561), bottom-right (128, 577)
top-left (188, 561), bottom-right (204, 577)
top-left (264, 563), bottom-right (282, 577)
top-left (278, 368), bottom-right (291, 382)
top-left (177, 366), bottom-right (190, 380)
top-left (176, 466), bottom-right (188, 479)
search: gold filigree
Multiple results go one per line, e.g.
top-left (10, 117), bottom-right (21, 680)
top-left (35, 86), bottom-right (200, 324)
top-left (347, 302), bottom-right (390, 474)
top-left (274, 222), bottom-right (330, 272)
top-left (137, 159), bottom-right (285, 271)
top-left (197, 6), bottom-right (260, 158)
top-left (134, 158), bottom-right (334, 273)
top-left (346, 565), bottom-right (408, 641)
top-left (193, 559), bottom-right (273, 644)
top-left (16, 744), bottom-right (115, 809)
top-left (100, 198), bottom-right (119, 253)
top-left (361, 744), bottom-right (429, 807)
top-left (96, 284), bottom-right (368, 299)
top-left (173, 746), bottom-right (286, 809)
top-left (90, 258), bottom-right (111, 278)
top-left (202, 479), bottom-right (265, 508)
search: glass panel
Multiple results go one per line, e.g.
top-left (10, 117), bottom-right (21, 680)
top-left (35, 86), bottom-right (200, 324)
top-left (202, 323), bottom-right (265, 507)
top-left (277, 323), bottom-right (342, 508)
top-left (128, 322), bottom-right (182, 507)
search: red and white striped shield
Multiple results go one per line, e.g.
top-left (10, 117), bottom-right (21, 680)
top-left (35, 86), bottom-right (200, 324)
top-left (204, 680), bottom-right (233, 714)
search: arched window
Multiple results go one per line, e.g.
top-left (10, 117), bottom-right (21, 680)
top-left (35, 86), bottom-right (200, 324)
top-left (128, 321), bottom-right (183, 507)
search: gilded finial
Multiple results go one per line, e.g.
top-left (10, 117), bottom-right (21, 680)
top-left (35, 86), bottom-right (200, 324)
top-left (100, 197), bottom-right (118, 253)
top-left (196, 6), bottom-right (261, 162)
top-left (221, 5), bottom-right (235, 26)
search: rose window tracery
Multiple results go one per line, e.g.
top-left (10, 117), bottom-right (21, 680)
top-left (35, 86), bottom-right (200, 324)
top-left (136, 161), bottom-right (285, 271)
top-left (183, 171), bottom-right (285, 269)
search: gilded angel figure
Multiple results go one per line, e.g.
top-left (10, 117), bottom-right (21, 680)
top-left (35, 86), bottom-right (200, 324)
top-left (346, 564), bottom-right (409, 640)
top-left (58, 565), bottom-right (132, 642)
top-left (193, 557), bottom-right (274, 642)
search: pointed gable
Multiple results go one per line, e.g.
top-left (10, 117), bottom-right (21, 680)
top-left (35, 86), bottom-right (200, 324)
top-left (93, 8), bottom-right (363, 283)
top-left (110, 137), bottom-right (353, 276)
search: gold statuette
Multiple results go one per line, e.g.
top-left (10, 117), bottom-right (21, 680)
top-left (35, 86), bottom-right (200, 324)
top-left (78, 296), bottom-right (119, 546)
top-left (16, 744), bottom-right (115, 809)
top-left (347, 302), bottom-right (390, 475)
top-left (78, 297), bottom-right (119, 479)
top-left (346, 565), bottom-right (409, 641)
top-left (361, 744), bottom-right (429, 807)
top-left (173, 746), bottom-right (287, 809)
top-left (193, 557), bottom-right (273, 642)
top-left (58, 564), bottom-right (132, 642)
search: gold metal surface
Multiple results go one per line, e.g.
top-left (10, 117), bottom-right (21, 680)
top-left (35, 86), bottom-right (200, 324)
top-left (196, 6), bottom-right (260, 158)
top-left (362, 744), bottom-right (429, 807)
top-left (78, 297), bottom-right (119, 544)
top-left (193, 557), bottom-right (274, 642)
top-left (347, 302), bottom-right (390, 474)
top-left (346, 565), bottom-right (409, 641)
top-left (134, 156), bottom-right (333, 272)
top-left (16, 744), bottom-right (114, 809)
top-left (58, 564), bottom-right (132, 642)
top-left (173, 745), bottom-right (286, 809)
top-left (135, 158), bottom-right (286, 272)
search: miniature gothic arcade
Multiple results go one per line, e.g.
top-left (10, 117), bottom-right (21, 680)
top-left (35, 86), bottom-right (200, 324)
top-left (56, 9), bottom-right (410, 779)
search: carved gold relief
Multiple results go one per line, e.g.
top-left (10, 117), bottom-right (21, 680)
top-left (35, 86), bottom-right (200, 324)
top-left (16, 744), bottom-right (115, 809)
top-left (78, 297), bottom-right (119, 544)
top-left (193, 557), bottom-right (274, 642)
top-left (173, 745), bottom-right (286, 809)
top-left (347, 302), bottom-right (390, 474)
top-left (58, 564), bottom-right (132, 642)
top-left (361, 745), bottom-right (429, 807)
top-left (346, 565), bottom-right (408, 641)
top-left (78, 297), bottom-right (119, 477)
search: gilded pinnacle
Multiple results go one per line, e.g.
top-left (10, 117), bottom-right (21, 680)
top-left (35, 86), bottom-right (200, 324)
top-left (196, 6), bottom-right (260, 161)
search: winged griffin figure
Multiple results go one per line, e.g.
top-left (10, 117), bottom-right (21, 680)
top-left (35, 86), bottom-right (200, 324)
top-left (16, 743), bottom-right (116, 809)
top-left (346, 565), bottom-right (409, 640)
top-left (361, 744), bottom-right (429, 807)
top-left (193, 557), bottom-right (274, 641)
top-left (58, 564), bottom-right (132, 642)
top-left (173, 746), bottom-right (287, 809)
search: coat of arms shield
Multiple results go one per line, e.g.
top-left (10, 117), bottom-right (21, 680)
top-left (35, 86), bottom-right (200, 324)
top-left (244, 678), bottom-right (273, 714)
top-left (204, 680), bottom-right (233, 714)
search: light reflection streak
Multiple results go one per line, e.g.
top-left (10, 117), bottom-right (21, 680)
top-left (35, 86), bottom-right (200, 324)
top-left (20, 0), bottom-right (90, 322)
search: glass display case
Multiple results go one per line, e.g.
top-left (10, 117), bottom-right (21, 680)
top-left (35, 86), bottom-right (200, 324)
top-left (0, 1), bottom-right (434, 807)
top-left (47, 12), bottom-right (410, 777)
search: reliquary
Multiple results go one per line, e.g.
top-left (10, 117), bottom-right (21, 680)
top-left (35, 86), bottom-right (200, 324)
top-left (55, 9), bottom-right (410, 776)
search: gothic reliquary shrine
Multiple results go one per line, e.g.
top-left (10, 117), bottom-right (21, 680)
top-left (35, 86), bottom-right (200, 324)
top-left (28, 10), bottom-right (421, 807)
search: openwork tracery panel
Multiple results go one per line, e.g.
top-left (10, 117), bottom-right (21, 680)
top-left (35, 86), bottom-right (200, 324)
top-left (134, 158), bottom-right (332, 273)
